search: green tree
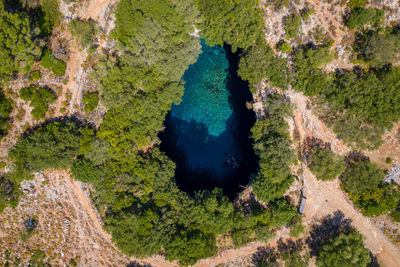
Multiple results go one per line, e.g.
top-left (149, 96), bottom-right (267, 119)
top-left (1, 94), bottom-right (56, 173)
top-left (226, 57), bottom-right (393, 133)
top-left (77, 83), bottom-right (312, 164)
top-left (0, 1), bottom-right (41, 83)
top-left (9, 120), bottom-right (84, 171)
top-left (71, 158), bottom-right (103, 184)
top-left (238, 42), bottom-right (290, 91)
top-left (37, 0), bottom-right (62, 36)
top-left (194, 0), bottom-right (264, 51)
top-left (82, 91), bottom-right (99, 112)
top-left (316, 230), bottom-right (371, 267)
top-left (308, 146), bottom-right (345, 181)
top-left (41, 48), bottom-right (67, 76)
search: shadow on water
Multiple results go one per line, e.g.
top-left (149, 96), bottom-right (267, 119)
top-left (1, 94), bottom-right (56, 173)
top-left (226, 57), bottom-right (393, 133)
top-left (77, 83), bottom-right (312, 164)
top-left (159, 43), bottom-right (258, 199)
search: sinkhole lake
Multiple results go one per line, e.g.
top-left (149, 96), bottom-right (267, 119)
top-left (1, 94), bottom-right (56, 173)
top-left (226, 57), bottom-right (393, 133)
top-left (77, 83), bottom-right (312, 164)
top-left (159, 40), bottom-right (258, 198)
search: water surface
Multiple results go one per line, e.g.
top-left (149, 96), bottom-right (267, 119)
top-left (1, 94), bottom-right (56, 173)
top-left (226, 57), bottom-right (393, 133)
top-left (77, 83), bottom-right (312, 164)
top-left (160, 40), bottom-right (257, 198)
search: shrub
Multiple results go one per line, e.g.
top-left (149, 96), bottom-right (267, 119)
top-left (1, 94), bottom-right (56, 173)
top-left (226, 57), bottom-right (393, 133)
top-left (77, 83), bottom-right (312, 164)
top-left (19, 85), bottom-right (56, 120)
top-left (0, 2), bottom-right (41, 82)
top-left (347, 0), bottom-right (368, 10)
top-left (300, 7), bottom-right (315, 20)
top-left (82, 91), bottom-right (99, 112)
top-left (308, 146), bottom-right (345, 181)
top-left (340, 158), bottom-right (399, 216)
top-left (30, 70), bottom-right (41, 80)
top-left (346, 8), bottom-right (384, 29)
top-left (284, 13), bottom-right (302, 39)
top-left (41, 48), bottom-right (66, 76)
top-left (68, 20), bottom-right (96, 48)
top-left (276, 40), bottom-right (292, 53)
top-left (0, 90), bottom-right (13, 138)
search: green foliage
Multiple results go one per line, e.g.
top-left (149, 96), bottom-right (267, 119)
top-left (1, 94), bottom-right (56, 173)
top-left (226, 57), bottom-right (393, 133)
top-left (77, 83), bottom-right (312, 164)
top-left (301, 7), bottom-right (315, 20)
top-left (68, 19), bottom-right (96, 48)
top-left (347, 0), bottom-right (368, 10)
top-left (284, 13), bottom-right (302, 39)
top-left (37, 0), bottom-right (62, 36)
top-left (308, 145), bottom-right (345, 181)
top-left (0, 176), bottom-right (22, 212)
top-left (19, 85), bottom-right (56, 120)
top-left (356, 30), bottom-right (400, 68)
top-left (0, 1), bottom-right (41, 83)
top-left (0, 90), bottom-right (13, 138)
top-left (165, 230), bottom-right (217, 265)
top-left (238, 42), bottom-right (290, 92)
top-left (292, 45), bottom-right (334, 96)
top-left (30, 70), bottom-right (41, 80)
top-left (316, 230), bottom-right (371, 267)
top-left (82, 91), bottom-right (99, 112)
top-left (194, 0), bottom-right (264, 52)
top-left (346, 8), bottom-right (384, 30)
top-left (276, 40), bottom-right (292, 53)
top-left (41, 48), bottom-right (67, 76)
top-left (340, 158), bottom-right (399, 216)
top-left (293, 44), bottom-right (400, 150)
top-left (251, 94), bottom-right (296, 203)
top-left (112, 0), bottom-right (201, 82)
top-left (289, 215), bottom-right (305, 237)
top-left (71, 158), bottom-right (103, 184)
top-left (267, 0), bottom-right (290, 10)
top-left (9, 120), bottom-right (85, 172)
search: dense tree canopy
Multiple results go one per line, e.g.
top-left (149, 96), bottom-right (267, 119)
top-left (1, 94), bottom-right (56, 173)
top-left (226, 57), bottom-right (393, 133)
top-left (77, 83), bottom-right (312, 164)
top-left (9, 120), bottom-right (85, 171)
top-left (238, 42), bottom-right (290, 92)
top-left (251, 94), bottom-right (296, 203)
top-left (340, 158), bottom-right (399, 216)
top-left (194, 0), bottom-right (264, 52)
top-left (0, 1), bottom-right (41, 83)
top-left (316, 230), bottom-right (371, 267)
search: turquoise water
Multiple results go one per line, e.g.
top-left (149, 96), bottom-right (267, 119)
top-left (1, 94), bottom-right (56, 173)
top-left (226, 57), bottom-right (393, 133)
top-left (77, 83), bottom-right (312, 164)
top-left (160, 40), bottom-right (257, 196)
top-left (173, 40), bottom-right (232, 137)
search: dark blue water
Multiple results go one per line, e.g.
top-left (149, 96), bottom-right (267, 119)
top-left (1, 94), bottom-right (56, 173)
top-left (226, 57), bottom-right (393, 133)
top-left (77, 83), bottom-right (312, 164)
top-left (159, 40), bottom-right (257, 198)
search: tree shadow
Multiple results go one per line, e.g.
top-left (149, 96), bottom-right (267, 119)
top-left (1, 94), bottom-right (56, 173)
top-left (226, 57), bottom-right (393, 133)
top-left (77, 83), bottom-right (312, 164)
top-left (306, 210), bottom-right (353, 256)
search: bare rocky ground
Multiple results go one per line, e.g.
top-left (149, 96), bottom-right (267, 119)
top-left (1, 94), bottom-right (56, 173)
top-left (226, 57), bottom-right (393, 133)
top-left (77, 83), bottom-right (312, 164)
top-left (1, 0), bottom-right (400, 266)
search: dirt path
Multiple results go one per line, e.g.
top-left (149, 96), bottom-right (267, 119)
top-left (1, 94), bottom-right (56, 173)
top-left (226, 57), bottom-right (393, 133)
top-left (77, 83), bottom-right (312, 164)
top-left (286, 88), bottom-right (400, 267)
top-left (54, 0), bottom-right (112, 117)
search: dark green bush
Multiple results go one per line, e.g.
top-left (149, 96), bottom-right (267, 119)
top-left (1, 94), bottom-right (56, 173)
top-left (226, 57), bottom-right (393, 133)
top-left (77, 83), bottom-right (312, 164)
top-left (340, 158), bottom-right (399, 216)
top-left (41, 48), bottom-right (66, 76)
top-left (83, 91), bottom-right (99, 112)
top-left (0, 90), bottom-right (13, 138)
top-left (9, 120), bottom-right (85, 171)
top-left (346, 8), bottom-right (384, 29)
top-left (37, 0), bottom-right (62, 36)
top-left (19, 85), bottom-right (56, 120)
